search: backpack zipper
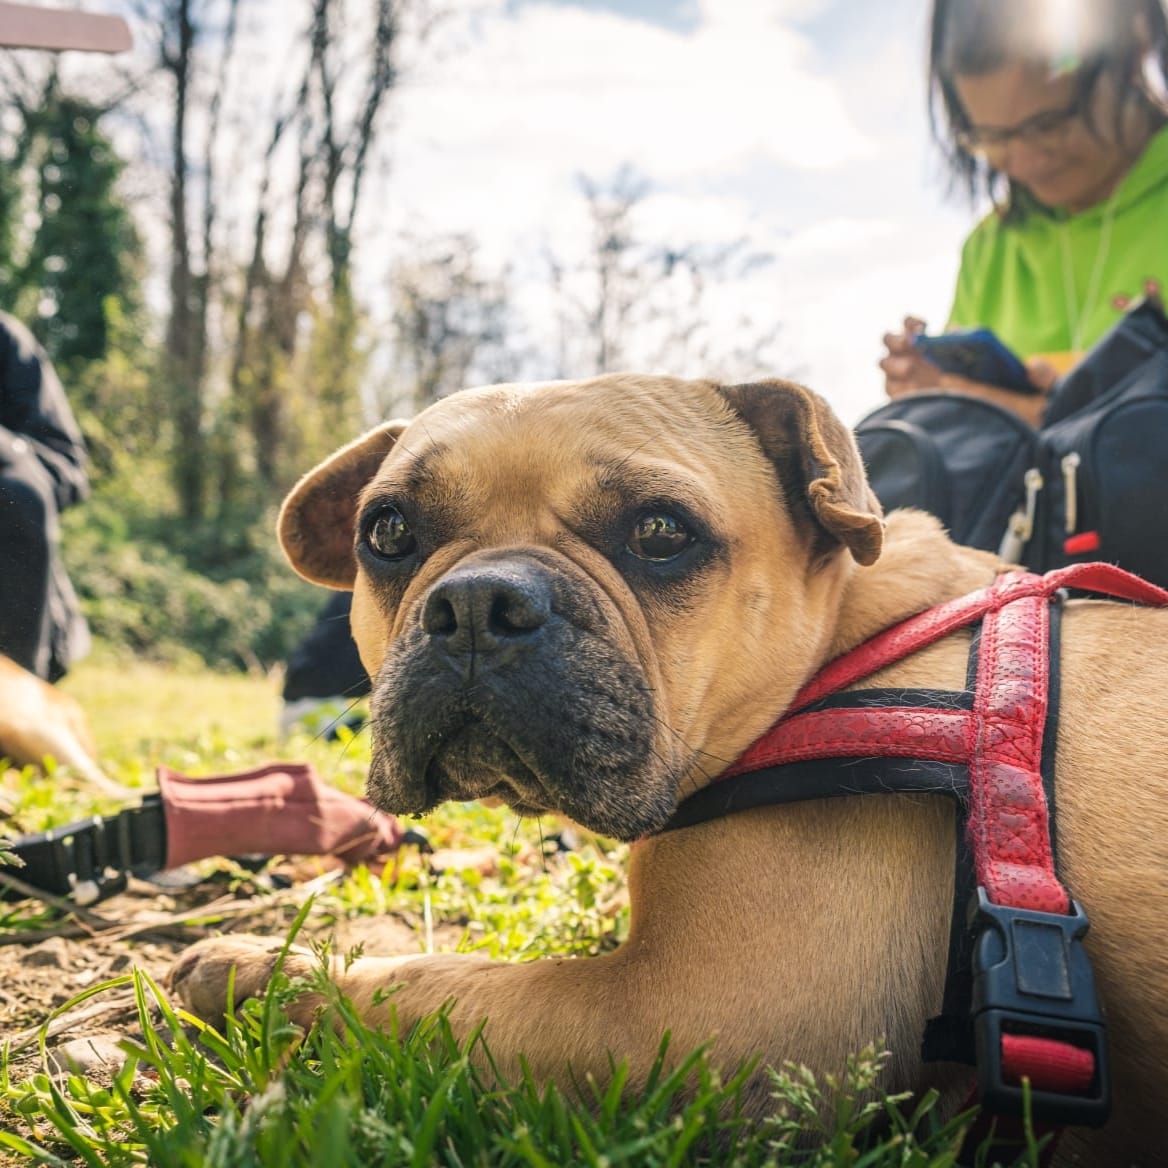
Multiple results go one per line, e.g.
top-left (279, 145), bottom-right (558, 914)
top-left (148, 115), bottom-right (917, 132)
top-left (998, 467), bottom-right (1044, 562)
top-left (1061, 451), bottom-right (1081, 533)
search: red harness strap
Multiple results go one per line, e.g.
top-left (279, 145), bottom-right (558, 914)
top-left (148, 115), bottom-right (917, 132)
top-left (726, 564), bottom-right (1168, 913)
top-left (710, 562), bottom-right (1168, 1135)
top-left (784, 562), bottom-right (1168, 715)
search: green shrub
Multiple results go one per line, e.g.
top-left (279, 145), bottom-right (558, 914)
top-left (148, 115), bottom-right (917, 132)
top-left (62, 484), bottom-right (325, 672)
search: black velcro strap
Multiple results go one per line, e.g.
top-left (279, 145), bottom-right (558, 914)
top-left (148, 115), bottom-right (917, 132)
top-left (799, 686), bottom-right (975, 713)
top-left (2, 794), bottom-right (167, 905)
top-left (661, 757), bottom-right (969, 834)
top-left (920, 816), bottom-right (977, 1066)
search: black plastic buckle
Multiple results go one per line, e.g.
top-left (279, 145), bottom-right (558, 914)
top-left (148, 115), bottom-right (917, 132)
top-left (970, 886), bottom-right (1111, 1127)
top-left (2, 794), bottom-right (167, 906)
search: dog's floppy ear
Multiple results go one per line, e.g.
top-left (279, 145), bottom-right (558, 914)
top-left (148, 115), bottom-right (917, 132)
top-left (278, 421), bottom-right (408, 588)
top-left (716, 379), bottom-right (884, 566)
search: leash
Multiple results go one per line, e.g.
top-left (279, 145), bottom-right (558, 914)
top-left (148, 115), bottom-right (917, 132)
top-left (660, 562), bottom-right (1168, 1144)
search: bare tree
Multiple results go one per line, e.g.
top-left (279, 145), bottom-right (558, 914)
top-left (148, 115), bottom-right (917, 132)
top-left (548, 166), bottom-right (783, 383)
top-left (231, 0), bottom-right (403, 493)
top-left (313, 0), bottom-right (398, 295)
top-left (383, 233), bottom-right (519, 416)
top-left (121, 0), bottom-right (413, 514)
top-left (578, 166), bottom-right (647, 374)
top-left (155, 0), bottom-right (205, 520)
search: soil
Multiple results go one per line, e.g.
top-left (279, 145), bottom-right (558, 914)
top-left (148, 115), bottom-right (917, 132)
top-left (0, 853), bottom-right (468, 1135)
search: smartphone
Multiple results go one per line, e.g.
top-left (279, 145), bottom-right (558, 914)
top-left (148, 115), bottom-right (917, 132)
top-left (912, 328), bottom-right (1038, 395)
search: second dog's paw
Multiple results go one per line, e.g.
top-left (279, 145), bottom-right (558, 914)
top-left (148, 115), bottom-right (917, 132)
top-left (167, 935), bottom-right (317, 1025)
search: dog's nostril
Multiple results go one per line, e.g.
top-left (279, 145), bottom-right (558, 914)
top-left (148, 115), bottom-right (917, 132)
top-left (423, 570), bottom-right (552, 649)
top-left (489, 590), bottom-right (547, 635)
top-left (422, 593), bottom-right (458, 636)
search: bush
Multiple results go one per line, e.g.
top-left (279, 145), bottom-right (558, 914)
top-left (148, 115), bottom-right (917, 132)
top-left (62, 484), bottom-right (326, 672)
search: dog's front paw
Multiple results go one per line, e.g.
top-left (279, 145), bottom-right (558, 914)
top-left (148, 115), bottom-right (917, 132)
top-left (167, 935), bottom-right (318, 1025)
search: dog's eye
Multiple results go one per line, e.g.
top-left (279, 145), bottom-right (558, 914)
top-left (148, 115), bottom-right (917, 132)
top-left (365, 506), bottom-right (417, 560)
top-left (626, 511), bottom-right (692, 561)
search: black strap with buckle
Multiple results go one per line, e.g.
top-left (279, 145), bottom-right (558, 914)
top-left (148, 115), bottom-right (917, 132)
top-left (2, 794), bottom-right (167, 906)
top-left (970, 889), bottom-right (1110, 1127)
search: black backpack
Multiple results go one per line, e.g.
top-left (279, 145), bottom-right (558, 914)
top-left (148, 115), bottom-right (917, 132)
top-left (855, 298), bottom-right (1168, 589)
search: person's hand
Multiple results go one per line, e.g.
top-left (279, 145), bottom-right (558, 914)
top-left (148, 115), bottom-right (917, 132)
top-left (880, 316), bottom-right (941, 398)
top-left (1023, 358), bottom-right (1060, 395)
top-left (879, 316), bottom-right (1052, 426)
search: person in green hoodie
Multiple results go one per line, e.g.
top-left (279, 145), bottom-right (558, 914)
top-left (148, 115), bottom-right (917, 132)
top-left (880, 0), bottom-right (1168, 426)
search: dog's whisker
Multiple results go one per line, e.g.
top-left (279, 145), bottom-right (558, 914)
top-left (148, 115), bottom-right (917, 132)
top-left (510, 815), bottom-right (524, 855)
top-left (646, 713), bottom-right (733, 767)
top-left (536, 817), bottom-right (549, 874)
top-left (331, 722), bottom-right (372, 776)
top-left (308, 696), bottom-right (367, 749)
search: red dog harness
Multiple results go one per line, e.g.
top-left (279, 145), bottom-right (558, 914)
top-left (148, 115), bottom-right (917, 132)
top-left (661, 562), bottom-right (1168, 1134)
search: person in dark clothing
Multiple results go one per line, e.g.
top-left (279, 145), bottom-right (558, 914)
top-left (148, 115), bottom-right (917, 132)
top-left (0, 312), bottom-right (90, 681)
top-left (280, 590), bottom-right (371, 737)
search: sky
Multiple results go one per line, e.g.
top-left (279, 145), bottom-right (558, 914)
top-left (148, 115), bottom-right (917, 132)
top-left (368, 0), bottom-right (982, 423)
top-left (43, 0), bottom-right (984, 426)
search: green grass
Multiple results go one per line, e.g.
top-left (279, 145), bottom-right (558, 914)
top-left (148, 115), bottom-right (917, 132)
top-left (1, 656), bottom-right (1047, 1166)
top-left (0, 961), bottom-right (1003, 1168)
top-left (60, 649), bottom-right (283, 762)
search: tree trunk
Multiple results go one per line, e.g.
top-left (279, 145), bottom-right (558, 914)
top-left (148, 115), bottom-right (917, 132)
top-left (162, 0), bottom-right (204, 521)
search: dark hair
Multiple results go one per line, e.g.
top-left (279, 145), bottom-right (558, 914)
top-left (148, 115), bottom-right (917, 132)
top-left (928, 0), bottom-right (1168, 215)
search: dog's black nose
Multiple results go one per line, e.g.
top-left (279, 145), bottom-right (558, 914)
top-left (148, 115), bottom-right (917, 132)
top-left (422, 562), bottom-right (552, 660)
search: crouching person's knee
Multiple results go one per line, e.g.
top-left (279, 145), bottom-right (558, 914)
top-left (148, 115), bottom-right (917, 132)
top-left (0, 469), bottom-right (54, 557)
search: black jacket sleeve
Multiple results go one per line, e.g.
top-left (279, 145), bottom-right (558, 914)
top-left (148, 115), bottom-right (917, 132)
top-left (0, 312), bottom-right (89, 511)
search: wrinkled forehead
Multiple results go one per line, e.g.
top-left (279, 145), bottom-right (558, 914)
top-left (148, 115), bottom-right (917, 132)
top-left (364, 376), bottom-right (775, 516)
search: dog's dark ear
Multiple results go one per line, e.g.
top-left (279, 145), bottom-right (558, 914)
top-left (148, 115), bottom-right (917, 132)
top-left (278, 421), bottom-right (408, 588)
top-left (716, 379), bottom-right (884, 566)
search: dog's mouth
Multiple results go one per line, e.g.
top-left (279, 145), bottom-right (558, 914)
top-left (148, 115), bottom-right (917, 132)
top-left (421, 717), bottom-right (553, 816)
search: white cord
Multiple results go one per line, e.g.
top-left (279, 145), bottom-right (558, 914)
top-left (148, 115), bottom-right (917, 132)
top-left (1059, 189), bottom-right (1120, 352)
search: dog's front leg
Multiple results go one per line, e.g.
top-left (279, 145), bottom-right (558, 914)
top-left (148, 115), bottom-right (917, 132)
top-left (170, 937), bottom-right (662, 1090)
top-left (342, 949), bottom-right (662, 1085)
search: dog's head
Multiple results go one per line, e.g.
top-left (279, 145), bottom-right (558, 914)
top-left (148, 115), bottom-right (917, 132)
top-left (279, 375), bottom-right (883, 839)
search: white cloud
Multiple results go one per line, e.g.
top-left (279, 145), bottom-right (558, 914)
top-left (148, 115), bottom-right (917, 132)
top-left (777, 217), bottom-right (898, 260)
top-left (391, 0), bottom-right (875, 199)
top-left (697, 0), bottom-right (835, 27)
top-left (357, 0), bottom-right (977, 418)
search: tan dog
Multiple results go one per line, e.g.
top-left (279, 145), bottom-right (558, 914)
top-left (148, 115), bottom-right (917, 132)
top-left (0, 653), bottom-right (128, 798)
top-left (171, 376), bottom-right (1167, 1166)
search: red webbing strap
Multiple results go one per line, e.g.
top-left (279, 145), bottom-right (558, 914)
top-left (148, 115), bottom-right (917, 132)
top-left (786, 563), bottom-right (1168, 717)
top-left (1043, 560), bottom-right (1168, 606)
top-left (721, 706), bottom-right (972, 778)
top-left (786, 579), bottom-right (1005, 714)
top-left (727, 584), bottom-right (1069, 906)
top-left (1001, 1035), bottom-right (1095, 1095)
top-left (969, 589), bottom-right (1066, 913)
top-left (959, 1035), bottom-right (1095, 1165)
top-left (729, 575), bottom-right (1072, 910)
top-left (723, 573), bottom-right (1026, 780)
